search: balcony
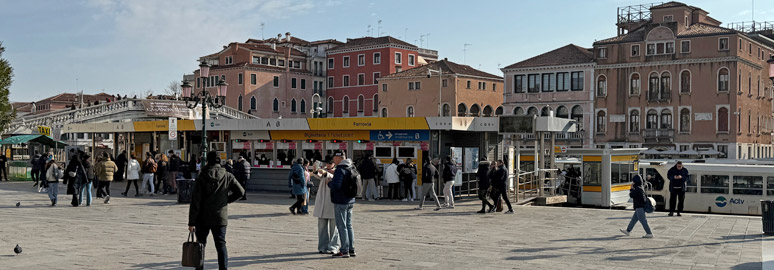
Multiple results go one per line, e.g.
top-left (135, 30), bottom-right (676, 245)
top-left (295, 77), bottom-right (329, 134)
top-left (643, 128), bottom-right (675, 141)
top-left (647, 89), bottom-right (671, 102)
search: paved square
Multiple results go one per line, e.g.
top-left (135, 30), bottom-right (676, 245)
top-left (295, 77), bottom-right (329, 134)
top-left (0, 181), bottom-right (768, 269)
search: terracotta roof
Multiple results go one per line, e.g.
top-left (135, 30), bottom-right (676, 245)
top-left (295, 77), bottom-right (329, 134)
top-left (503, 44), bottom-right (594, 69)
top-left (330, 36), bottom-right (417, 51)
top-left (650, 1), bottom-right (688, 9)
top-left (382, 59), bottom-right (502, 80)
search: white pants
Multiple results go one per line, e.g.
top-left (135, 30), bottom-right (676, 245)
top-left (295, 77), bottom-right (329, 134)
top-left (141, 173), bottom-right (155, 194)
top-left (443, 181), bottom-right (454, 207)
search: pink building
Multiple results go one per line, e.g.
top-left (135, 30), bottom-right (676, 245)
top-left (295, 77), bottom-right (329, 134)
top-left (593, 2), bottom-right (774, 159)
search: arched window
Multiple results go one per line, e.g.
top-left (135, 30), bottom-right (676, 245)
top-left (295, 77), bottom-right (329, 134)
top-left (646, 109), bottom-right (658, 129)
top-left (327, 97), bottom-right (334, 113)
top-left (527, 107), bottom-right (539, 116)
top-left (680, 70), bottom-right (690, 93)
top-left (300, 99), bottom-right (306, 114)
top-left (514, 107), bottom-right (524, 116)
top-left (630, 73), bottom-right (640, 95)
top-left (442, 104), bottom-right (451, 116)
top-left (381, 108), bottom-right (388, 117)
top-left (556, 106), bottom-right (569, 118)
top-left (648, 72), bottom-right (659, 101)
top-left (343, 96), bottom-right (349, 113)
top-left (457, 103), bottom-right (467, 116)
top-left (679, 108), bottom-right (690, 132)
top-left (272, 98), bottom-right (279, 112)
top-left (596, 111), bottom-right (606, 133)
top-left (596, 75), bottom-right (607, 97)
top-left (718, 68), bottom-right (729, 92)
top-left (470, 104), bottom-right (480, 117)
top-left (541, 106), bottom-right (551, 116)
top-left (718, 107), bottom-right (729, 132)
top-left (372, 94), bottom-right (379, 112)
top-left (660, 109), bottom-right (672, 129)
top-left (357, 95), bottom-right (364, 112)
top-left (660, 72), bottom-right (671, 100)
top-left (237, 95), bottom-right (243, 111)
top-left (406, 106), bottom-right (415, 117)
top-left (495, 106), bottom-right (503, 116)
top-left (629, 110), bottom-right (640, 132)
top-left (250, 96), bottom-right (256, 110)
top-left (571, 105), bottom-right (583, 129)
top-left (291, 98), bottom-right (297, 113)
top-left (482, 105), bottom-right (493, 117)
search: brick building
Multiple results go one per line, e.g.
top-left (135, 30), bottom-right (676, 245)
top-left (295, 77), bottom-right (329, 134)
top-left (379, 59), bottom-right (503, 117)
top-left (195, 33), bottom-right (341, 118)
top-left (501, 44), bottom-right (596, 148)
top-left (592, 1), bottom-right (774, 159)
top-left (326, 36), bottom-right (428, 117)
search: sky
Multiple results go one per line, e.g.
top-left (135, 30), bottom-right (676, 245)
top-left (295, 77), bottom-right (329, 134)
top-left (0, 0), bottom-right (771, 102)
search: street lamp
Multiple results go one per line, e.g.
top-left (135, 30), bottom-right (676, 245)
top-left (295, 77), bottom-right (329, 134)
top-left (181, 60), bottom-right (228, 167)
top-left (427, 68), bottom-right (443, 117)
top-left (310, 93), bottom-right (324, 118)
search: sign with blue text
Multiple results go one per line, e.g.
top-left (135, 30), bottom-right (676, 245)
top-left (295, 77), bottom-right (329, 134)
top-left (370, 130), bottom-right (430, 141)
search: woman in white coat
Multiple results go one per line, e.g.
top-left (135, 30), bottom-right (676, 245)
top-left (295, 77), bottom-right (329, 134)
top-left (312, 159), bottom-right (340, 254)
top-left (121, 154), bottom-right (141, 197)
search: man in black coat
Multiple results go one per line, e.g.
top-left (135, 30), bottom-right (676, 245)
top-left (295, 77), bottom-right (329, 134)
top-left (234, 155), bottom-right (251, 200)
top-left (188, 151), bottom-right (244, 270)
top-left (491, 160), bottom-right (514, 214)
top-left (666, 161), bottom-right (689, 216)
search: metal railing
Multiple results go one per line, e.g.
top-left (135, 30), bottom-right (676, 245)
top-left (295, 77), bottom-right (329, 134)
top-left (9, 98), bottom-right (256, 132)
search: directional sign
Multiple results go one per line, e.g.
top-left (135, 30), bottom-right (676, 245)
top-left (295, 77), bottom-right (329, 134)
top-left (370, 130), bottom-right (429, 141)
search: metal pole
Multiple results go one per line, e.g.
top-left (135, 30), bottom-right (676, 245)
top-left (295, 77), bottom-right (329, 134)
top-left (201, 94), bottom-right (208, 167)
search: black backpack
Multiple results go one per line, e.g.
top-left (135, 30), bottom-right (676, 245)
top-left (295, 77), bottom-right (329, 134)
top-left (343, 166), bottom-right (360, 198)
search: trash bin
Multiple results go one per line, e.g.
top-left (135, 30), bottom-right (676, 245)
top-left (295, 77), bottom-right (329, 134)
top-left (177, 179), bottom-right (194, 204)
top-left (762, 200), bottom-right (774, 235)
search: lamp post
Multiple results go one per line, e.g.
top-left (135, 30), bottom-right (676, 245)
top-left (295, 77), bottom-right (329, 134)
top-left (427, 68), bottom-right (443, 116)
top-left (180, 60), bottom-right (228, 167)
top-left (310, 93), bottom-right (324, 118)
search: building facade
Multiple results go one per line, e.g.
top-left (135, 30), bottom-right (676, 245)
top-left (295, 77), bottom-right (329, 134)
top-left (379, 59), bottom-right (503, 117)
top-left (196, 34), bottom-right (340, 119)
top-left (501, 44), bottom-right (596, 148)
top-left (326, 36), bottom-right (425, 117)
top-left (592, 1), bottom-right (774, 159)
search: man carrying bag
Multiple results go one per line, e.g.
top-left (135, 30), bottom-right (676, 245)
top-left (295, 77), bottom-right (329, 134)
top-left (186, 151), bottom-right (245, 270)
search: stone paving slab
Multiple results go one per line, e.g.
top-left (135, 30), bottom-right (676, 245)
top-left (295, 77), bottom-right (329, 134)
top-left (0, 181), bottom-right (768, 269)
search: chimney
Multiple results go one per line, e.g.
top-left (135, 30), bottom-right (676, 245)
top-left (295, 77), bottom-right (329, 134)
top-left (285, 32), bottom-right (291, 42)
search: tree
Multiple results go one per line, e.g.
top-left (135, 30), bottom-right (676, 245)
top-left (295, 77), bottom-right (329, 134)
top-left (165, 81), bottom-right (180, 98)
top-left (0, 42), bottom-right (16, 132)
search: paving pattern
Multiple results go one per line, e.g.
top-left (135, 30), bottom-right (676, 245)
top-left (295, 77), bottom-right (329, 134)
top-left (0, 181), bottom-right (768, 270)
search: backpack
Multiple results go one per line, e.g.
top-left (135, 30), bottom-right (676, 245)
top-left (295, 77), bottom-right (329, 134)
top-left (343, 166), bottom-right (360, 198)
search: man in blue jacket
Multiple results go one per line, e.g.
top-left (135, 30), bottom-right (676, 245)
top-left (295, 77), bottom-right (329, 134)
top-left (288, 158), bottom-right (307, 215)
top-left (666, 161), bottom-right (689, 216)
top-left (327, 151), bottom-right (356, 258)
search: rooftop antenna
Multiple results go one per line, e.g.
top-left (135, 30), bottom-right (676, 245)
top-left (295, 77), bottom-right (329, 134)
top-left (260, 22), bottom-right (265, 40)
top-left (463, 44), bottom-right (472, 64)
top-left (377, 20), bottom-right (382, 36)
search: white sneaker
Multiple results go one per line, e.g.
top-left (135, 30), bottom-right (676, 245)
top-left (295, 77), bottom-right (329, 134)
top-left (619, 229), bottom-right (630, 236)
top-left (642, 234), bottom-right (654, 238)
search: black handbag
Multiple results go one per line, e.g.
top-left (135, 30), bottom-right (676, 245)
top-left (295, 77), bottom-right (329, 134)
top-left (182, 231), bottom-right (204, 268)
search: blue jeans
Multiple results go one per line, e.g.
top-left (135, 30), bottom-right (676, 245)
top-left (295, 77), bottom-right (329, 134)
top-left (79, 182), bottom-right (93, 206)
top-left (48, 183), bottom-right (58, 202)
top-left (195, 225), bottom-right (228, 270)
top-left (626, 208), bottom-right (652, 234)
top-left (334, 203), bottom-right (354, 253)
